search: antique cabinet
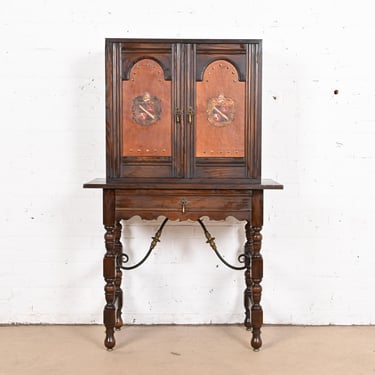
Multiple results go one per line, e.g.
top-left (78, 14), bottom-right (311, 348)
top-left (84, 38), bottom-right (283, 351)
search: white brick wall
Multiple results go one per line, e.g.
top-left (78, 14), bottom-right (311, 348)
top-left (0, 0), bottom-right (374, 325)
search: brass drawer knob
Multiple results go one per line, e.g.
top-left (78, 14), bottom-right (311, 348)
top-left (180, 198), bottom-right (188, 213)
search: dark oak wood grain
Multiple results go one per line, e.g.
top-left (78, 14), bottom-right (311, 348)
top-left (84, 38), bottom-right (282, 351)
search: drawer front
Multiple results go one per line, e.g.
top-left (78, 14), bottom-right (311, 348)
top-left (115, 190), bottom-right (252, 221)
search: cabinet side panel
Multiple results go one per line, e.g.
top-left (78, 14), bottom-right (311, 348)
top-left (247, 42), bottom-right (262, 180)
top-left (106, 40), bottom-right (122, 179)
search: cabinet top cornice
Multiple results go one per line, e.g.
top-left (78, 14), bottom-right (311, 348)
top-left (105, 38), bottom-right (262, 44)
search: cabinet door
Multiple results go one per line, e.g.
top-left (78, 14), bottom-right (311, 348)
top-left (187, 42), bottom-right (262, 180)
top-left (106, 41), bottom-right (183, 179)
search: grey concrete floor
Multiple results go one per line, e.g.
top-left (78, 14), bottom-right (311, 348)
top-left (0, 325), bottom-right (374, 375)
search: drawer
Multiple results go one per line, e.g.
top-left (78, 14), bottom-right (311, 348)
top-left (115, 189), bottom-right (252, 221)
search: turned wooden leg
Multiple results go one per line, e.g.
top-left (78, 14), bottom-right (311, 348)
top-left (103, 190), bottom-right (116, 350)
top-left (114, 220), bottom-right (124, 330)
top-left (250, 225), bottom-right (263, 350)
top-left (243, 221), bottom-right (252, 330)
top-left (250, 190), bottom-right (264, 351)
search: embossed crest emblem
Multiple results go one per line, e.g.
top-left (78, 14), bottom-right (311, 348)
top-left (132, 92), bottom-right (161, 126)
top-left (207, 94), bottom-right (235, 127)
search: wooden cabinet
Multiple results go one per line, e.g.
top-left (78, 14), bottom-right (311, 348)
top-left (84, 38), bottom-right (282, 352)
top-left (106, 39), bottom-right (261, 181)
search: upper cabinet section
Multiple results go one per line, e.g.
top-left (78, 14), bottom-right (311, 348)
top-left (105, 39), bottom-right (262, 183)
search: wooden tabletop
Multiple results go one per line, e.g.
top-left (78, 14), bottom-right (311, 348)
top-left (83, 178), bottom-right (283, 190)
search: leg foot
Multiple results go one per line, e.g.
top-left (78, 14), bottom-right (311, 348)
top-left (105, 334), bottom-right (116, 350)
top-left (103, 282), bottom-right (116, 350)
top-left (251, 327), bottom-right (262, 350)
